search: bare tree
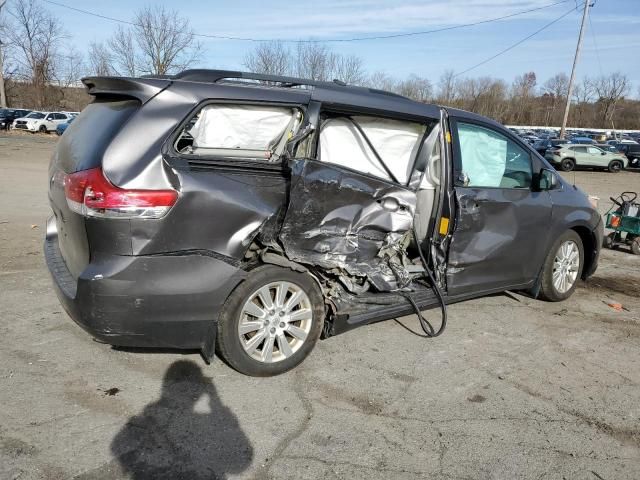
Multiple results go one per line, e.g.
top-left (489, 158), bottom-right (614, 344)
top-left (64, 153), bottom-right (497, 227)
top-left (367, 71), bottom-right (396, 92)
top-left (107, 6), bottom-right (201, 76)
top-left (55, 46), bottom-right (85, 87)
top-left (573, 77), bottom-right (594, 104)
top-left (593, 72), bottom-right (630, 126)
top-left (88, 41), bottom-right (115, 76)
top-left (134, 5), bottom-right (201, 75)
top-left (397, 74), bottom-right (432, 102)
top-left (542, 73), bottom-right (569, 124)
top-left (295, 43), bottom-right (338, 81)
top-left (108, 26), bottom-right (137, 76)
top-left (332, 55), bottom-right (366, 85)
top-left (243, 41), bottom-right (290, 76)
top-left (437, 70), bottom-right (457, 104)
top-left (8, 0), bottom-right (65, 108)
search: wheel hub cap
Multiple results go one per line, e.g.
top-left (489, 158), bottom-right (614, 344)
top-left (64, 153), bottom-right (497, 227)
top-left (237, 281), bottom-right (312, 363)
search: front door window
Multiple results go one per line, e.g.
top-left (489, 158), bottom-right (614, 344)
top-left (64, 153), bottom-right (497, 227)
top-left (456, 123), bottom-right (532, 189)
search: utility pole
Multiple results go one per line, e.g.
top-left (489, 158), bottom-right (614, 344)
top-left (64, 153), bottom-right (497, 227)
top-left (559, 0), bottom-right (591, 139)
top-left (0, 0), bottom-right (7, 109)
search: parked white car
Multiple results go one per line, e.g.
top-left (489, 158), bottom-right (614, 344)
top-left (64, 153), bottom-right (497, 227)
top-left (13, 111), bottom-right (72, 133)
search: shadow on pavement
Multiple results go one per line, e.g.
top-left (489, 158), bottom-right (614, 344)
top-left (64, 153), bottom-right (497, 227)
top-left (110, 360), bottom-right (253, 479)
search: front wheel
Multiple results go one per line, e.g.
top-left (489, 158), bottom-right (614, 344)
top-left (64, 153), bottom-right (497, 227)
top-left (560, 158), bottom-right (575, 172)
top-left (216, 265), bottom-right (325, 376)
top-left (38, 124), bottom-right (47, 133)
top-left (538, 230), bottom-right (584, 302)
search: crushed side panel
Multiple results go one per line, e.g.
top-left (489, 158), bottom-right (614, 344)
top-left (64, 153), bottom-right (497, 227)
top-left (279, 159), bottom-right (417, 291)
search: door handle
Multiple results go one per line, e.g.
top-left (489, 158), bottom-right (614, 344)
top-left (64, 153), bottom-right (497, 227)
top-left (377, 196), bottom-right (408, 212)
top-left (460, 196), bottom-right (489, 211)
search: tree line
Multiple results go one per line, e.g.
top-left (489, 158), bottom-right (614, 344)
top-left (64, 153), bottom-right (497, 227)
top-left (0, 0), bottom-right (637, 129)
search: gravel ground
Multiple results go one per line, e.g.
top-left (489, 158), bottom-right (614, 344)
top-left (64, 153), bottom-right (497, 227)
top-left (1, 131), bottom-right (639, 480)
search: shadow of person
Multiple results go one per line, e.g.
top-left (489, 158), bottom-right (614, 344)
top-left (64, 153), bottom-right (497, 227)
top-left (110, 360), bottom-right (253, 480)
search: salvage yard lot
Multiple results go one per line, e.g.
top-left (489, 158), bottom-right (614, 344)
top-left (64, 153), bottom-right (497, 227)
top-left (1, 131), bottom-right (639, 479)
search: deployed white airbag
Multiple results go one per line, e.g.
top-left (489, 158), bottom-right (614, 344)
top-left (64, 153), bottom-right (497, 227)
top-left (458, 123), bottom-right (507, 187)
top-left (190, 105), bottom-right (295, 150)
top-left (319, 116), bottom-right (424, 184)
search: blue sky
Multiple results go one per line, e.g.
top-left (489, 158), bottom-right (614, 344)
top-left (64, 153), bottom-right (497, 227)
top-left (45, 0), bottom-right (640, 95)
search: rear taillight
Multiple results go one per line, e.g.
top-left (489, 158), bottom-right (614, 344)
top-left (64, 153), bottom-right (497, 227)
top-left (64, 167), bottom-right (177, 219)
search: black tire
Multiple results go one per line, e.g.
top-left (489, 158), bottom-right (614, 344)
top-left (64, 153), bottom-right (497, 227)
top-left (603, 232), bottom-right (616, 249)
top-left (560, 158), bottom-right (575, 172)
top-left (216, 265), bottom-right (324, 376)
top-left (38, 124), bottom-right (47, 133)
top-left (608, 159), bottom-right (624, 173)
top-left (538, 230), bottom-right (584, 302)
top-left (632, 237), bottom-right (640, 255)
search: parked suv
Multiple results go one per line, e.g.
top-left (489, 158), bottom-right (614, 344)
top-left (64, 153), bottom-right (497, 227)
top-left (45, 70), bottom-right (603, 376)
top-left (546, 144), bottom-right (628, 172)
top-left (0, 108), bottom-right (31, 130)
top-left (532, 138), bottom-right (567, 156)
top-left (13, 111), bottom-right (71, 133)
top-left (617, 143), bottom-right (640, 167)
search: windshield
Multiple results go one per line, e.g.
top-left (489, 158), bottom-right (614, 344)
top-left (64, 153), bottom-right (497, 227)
top-left (26, 112), bottom-right (45, 119)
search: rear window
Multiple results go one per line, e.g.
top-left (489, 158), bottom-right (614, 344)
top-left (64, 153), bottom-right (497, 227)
top-left (55, 99), bottom-right (139, 173)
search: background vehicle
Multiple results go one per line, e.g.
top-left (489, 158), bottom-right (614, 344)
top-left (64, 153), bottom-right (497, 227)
top-left (616, 143), bottom-right (640, 167)
top-left (13, 111), bottom-right (72, 133)
top-left (546, 144), bottom-right (627, 172)
top-left (0, 109), bottom-right (31, 130)
top-left (533, 138), bottom-right (567, 156)
top-left (568, 136), bottom-right (596, 145)
top-left (45, 70), bottom-right (603, 376)
top-left (55, 116), bottom-right (75, 136)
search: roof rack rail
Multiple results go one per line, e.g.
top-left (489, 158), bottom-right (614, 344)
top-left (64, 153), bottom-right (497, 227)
top-left (169, 69), bottom-right (410, 101)
top-left (172, 69), bottom-right (357, 89)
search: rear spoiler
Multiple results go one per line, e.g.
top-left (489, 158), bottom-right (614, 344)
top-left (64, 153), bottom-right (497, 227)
top-left (81, 77), bottom-right (171, 104)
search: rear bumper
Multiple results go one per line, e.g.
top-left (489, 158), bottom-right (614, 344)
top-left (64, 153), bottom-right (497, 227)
top-left (44, 219), bottom-right (246, 350)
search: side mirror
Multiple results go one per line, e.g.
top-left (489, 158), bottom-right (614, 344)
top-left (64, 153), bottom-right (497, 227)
top-left (536, 168), bottom-right (558, 191)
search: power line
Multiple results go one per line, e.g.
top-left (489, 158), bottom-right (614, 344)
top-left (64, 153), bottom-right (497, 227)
top-left (42, 0), bottom-right (574, 43)
top-left (454, 6), bottom-right (578, 77)
top-left (588, 5), bottom-right (604, 77)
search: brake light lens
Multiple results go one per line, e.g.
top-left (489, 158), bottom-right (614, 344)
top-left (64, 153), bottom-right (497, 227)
top-left (64, 167), bottom-right (177, 219)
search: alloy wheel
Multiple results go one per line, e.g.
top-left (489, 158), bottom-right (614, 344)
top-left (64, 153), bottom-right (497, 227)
top-left (552, 240), bottom-right (580, 294)
top-left (237, 281), bottom-right (313, 363)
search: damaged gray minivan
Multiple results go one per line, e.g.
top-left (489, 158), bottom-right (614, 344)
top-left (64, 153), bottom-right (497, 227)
top-left (45, 70), bottom-right (603, 376)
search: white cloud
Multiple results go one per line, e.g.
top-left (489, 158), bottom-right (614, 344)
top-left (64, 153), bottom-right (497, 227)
top-left (203, 0), bottom-right (577, 40)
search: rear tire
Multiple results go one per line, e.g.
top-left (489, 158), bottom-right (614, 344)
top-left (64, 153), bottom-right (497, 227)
top-left (608, 159), bottom-right (623, 173)
top-left (560, 158), bottom-right (575, 172)
top-left (216, 265), bottom-right (324, 376)
top-left (538, 230), bottom-right (584, 302)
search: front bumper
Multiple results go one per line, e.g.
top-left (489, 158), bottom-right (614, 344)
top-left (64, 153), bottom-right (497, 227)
top-left (585, 216), bottom-right (604, 278)
top-left (44, 218), bottom-right (247, 350)
top-left (14, 123), bottom-right (36, 131)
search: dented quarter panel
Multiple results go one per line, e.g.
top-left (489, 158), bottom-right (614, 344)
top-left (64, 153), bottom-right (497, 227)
top-left (130, 169), bottom-right (288, 258)
top-left (280, 158), bottom-right (417, 290)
